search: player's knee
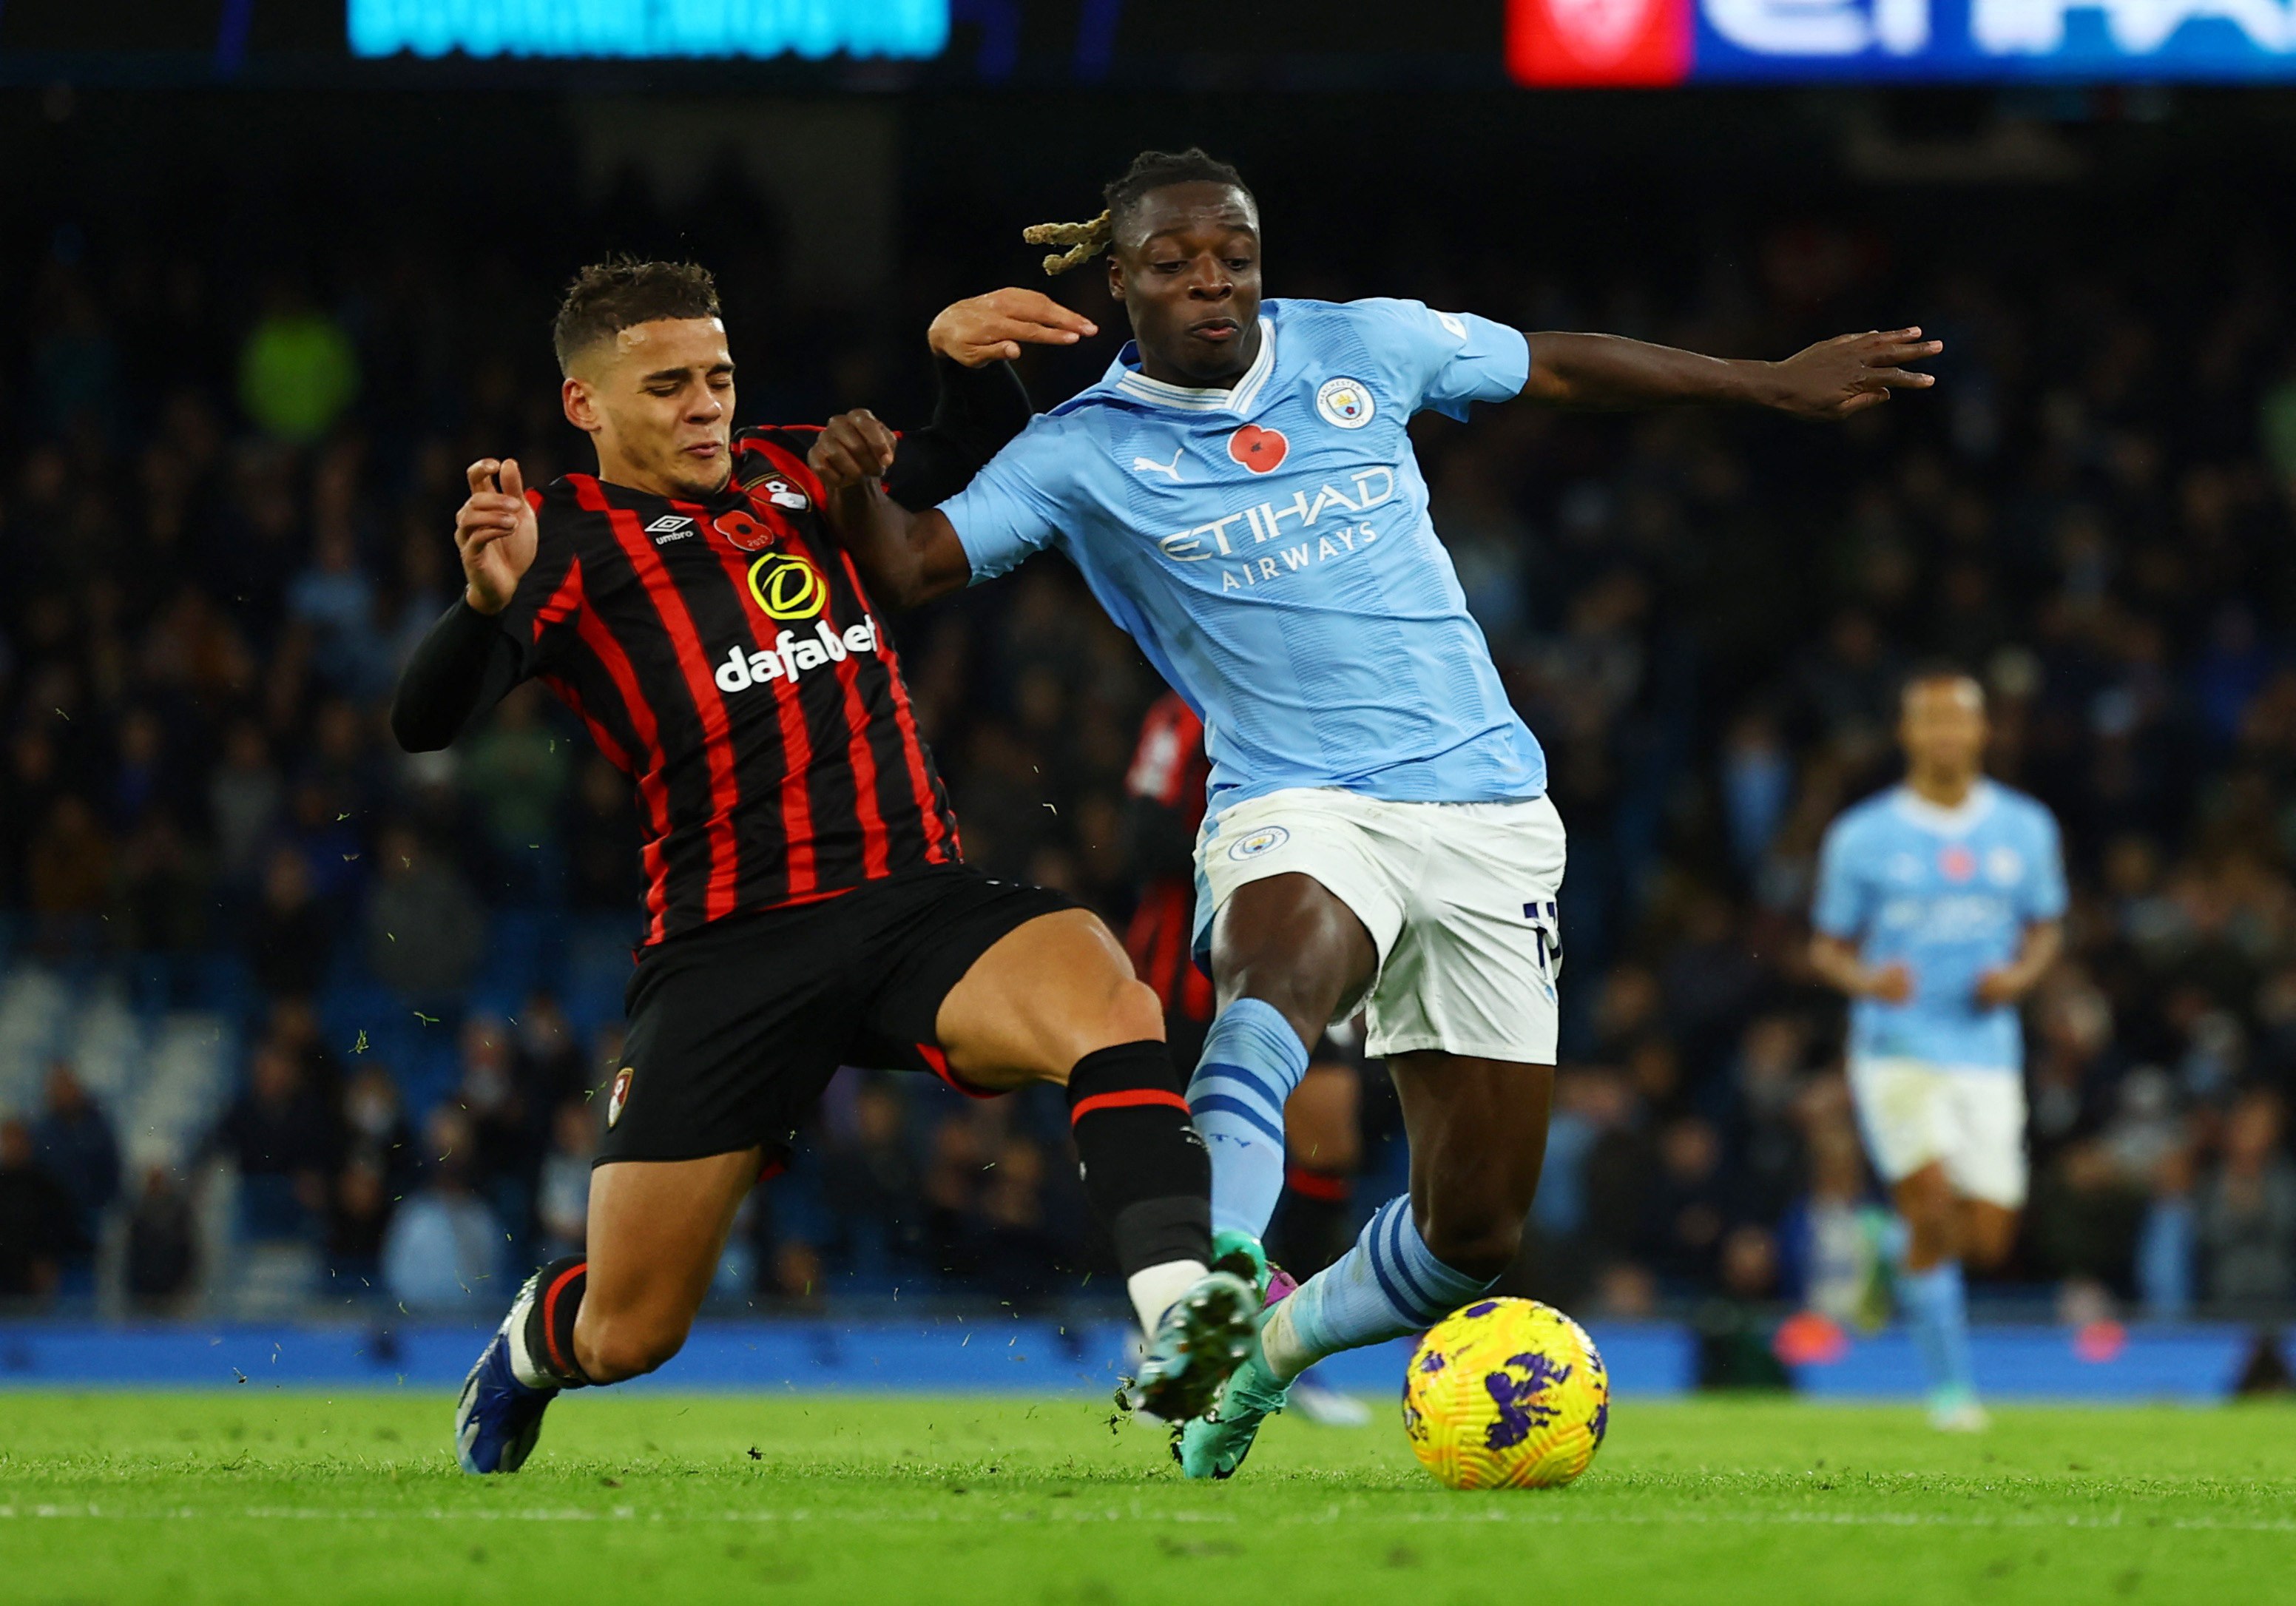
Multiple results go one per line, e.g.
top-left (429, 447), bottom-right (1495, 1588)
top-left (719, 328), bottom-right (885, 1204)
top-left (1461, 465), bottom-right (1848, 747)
top-left (1039, 976), bottom-right (1165, 1082)
top-left (576, 1312), bottom-right (691, 1383)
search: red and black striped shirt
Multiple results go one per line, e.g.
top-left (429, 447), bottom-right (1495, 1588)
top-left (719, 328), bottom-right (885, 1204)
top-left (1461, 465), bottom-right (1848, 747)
top-left (491, 428), bottom-right (959, 946)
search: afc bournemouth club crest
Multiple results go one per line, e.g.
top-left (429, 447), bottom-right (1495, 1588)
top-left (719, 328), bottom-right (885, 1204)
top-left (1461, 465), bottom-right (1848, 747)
top-left (1228, 424), bottom-right (1288, 474)
top-left (754, 475), bottom-right (810, 513)
top-left (1317, 377), bottom-right (1374, 430)
top-left (607, 1067), bottom-right (635, 1129)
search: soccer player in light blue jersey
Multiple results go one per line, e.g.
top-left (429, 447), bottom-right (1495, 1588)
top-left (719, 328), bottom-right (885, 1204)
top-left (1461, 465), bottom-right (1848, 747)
top-left (808, 147), bottom-right (1940, 1475)
top-left (1810, 671), bottom-right (2066, 1431)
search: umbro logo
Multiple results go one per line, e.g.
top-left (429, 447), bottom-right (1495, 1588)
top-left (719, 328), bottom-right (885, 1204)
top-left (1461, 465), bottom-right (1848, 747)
top-left (646, 516), bottom-right (696, 544)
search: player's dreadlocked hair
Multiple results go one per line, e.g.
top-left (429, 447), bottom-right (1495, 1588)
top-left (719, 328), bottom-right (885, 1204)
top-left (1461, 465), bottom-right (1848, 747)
top-left (551, 257), bottom-right (721, 374)
top-left (1023, 147), bottom-right (1253, 276)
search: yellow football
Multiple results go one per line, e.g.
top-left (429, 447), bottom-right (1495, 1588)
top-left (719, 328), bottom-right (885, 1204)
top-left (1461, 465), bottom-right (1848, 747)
top-left (1400, 1297), bottom-right (1610, 1489)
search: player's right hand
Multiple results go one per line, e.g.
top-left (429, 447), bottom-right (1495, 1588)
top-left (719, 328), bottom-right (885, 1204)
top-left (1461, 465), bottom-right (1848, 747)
top-left (1864, 962), bottom-right (1914, 1005)
top-left (808, 410), bottom-right (899, 493)
top-left (929, 288), bottom-right (1098, 367)
top-left (458, 458), bottom-right (538, 615)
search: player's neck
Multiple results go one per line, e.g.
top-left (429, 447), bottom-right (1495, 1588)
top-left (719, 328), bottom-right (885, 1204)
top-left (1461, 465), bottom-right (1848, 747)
top-left (1136, 322), bottom-right (1261, 391)
top-left (1905, 768), bottom-right (1980, 809)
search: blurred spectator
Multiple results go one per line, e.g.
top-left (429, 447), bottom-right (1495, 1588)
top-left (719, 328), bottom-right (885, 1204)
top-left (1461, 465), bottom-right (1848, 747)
top-left (342, 1064), bottom-right (414, 1190)
top-left (382, 1108), bottom-right (507, 1313)
top-left (207, 719), bottom-right (283, 888)
top-left (31, 1060), bottom-right (120, 1239)
top-left (462, 682), bottom-right (570, 896)
top-left (2200, 1088), bottom-right (2296, 1311)
top-left (212, 1040), bottom-right (337, 1241)
top-left (365, 824), bottom-right (484, 999)
top-left (1777, 1116), bottom-right (1883, 1327)
top-left (246, 845), bottom-right (334, 999)
top-left (27, 794), bottom-right (112, 951)
top-left (0, 1117), bottom-right (86, 1300)
top-left (330, 1159), bottom-right (394, 1289)
top-left (1640, 1116), bottom-right (1730, 1292)
top-left (536, 1100), bottom-right (598, 1262)
top-left (125, 1166), bottom-right (199, 1311)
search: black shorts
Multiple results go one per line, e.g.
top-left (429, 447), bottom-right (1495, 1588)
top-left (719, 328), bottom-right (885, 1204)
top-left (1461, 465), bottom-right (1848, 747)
top-left (599, 865), bottom-right (1074, 1171)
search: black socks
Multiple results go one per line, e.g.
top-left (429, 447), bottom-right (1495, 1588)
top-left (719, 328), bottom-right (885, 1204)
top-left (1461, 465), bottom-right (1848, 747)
top-left (520, 1255), bottom-right (596, 1389)
top-left (1066, 1040), bottom-right (1213, 1277)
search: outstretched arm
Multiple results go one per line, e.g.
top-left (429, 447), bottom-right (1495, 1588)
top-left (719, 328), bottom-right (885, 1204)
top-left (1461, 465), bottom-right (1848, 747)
top-left (811, 433), bottom-right (972, 610)
top-left (808, 286), bottom-right (1090, 608)
top-left (1521, 327), bottom-right (1941, 419)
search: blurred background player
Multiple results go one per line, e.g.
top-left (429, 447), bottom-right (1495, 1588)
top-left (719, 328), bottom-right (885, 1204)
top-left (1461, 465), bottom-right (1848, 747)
top-left (1809, 671), bottom-right (2066, 1431)
top-left (400, 261), bottom-right (1255, 1473)
top-left (804, 146), bottom-right (1939, 1477)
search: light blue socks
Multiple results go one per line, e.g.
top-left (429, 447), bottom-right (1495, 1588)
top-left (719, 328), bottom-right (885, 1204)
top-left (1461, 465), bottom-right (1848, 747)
top-left (1261, 1195), bottom-right (1496, 1381)
top-left (1186, 999), bottom-right (1310, 1238)
top-left (1899, 1261), bottom-right (1977, 1401)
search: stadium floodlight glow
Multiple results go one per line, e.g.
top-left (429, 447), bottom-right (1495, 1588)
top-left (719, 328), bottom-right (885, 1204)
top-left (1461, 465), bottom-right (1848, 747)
top-left (1507, 0), bottom-right (2296, 81)
top-left (347, 0), bottom-right (950, 61)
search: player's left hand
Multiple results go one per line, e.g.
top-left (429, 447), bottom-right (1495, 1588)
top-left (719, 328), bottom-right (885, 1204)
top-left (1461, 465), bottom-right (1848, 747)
top-left (809, 408), bottom-right (899, 493)
top-left (1972, 968), bottom-right (2022, 1009)
top-left (929, 289), bottom-right (1098, 367)
top-left (1766, 328), bottom-right (1942, 419)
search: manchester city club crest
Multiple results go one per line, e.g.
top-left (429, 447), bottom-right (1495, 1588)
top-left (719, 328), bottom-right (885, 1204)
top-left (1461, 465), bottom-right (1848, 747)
top-left (607, 1066), bottom-right (635, 1129)
top-left (1228, 825), bottom-right (1292, 861)
top-left (1317, 377), bottom-right (1375, 429)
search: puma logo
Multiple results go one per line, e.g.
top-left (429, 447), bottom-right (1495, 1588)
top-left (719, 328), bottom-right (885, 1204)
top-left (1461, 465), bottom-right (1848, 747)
top-left (1132, 446), bottom-right (1184, 481)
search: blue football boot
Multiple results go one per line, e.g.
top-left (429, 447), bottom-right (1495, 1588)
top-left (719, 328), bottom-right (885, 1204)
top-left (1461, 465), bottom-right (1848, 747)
top-left (453, 1270), bottom-right (558, 1474)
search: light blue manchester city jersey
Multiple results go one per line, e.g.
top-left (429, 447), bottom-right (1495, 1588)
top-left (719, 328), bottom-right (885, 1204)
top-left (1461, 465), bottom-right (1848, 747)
top-left (939, 297), bottom-right (1547, 809)
top-left (1812, 780), bottom-right (2067, 1072)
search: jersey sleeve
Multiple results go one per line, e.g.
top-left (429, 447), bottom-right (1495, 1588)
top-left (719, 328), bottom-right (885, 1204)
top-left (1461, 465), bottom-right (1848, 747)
top-left (2022, 808), bottom-right (2069, 923)
top-left (936, 416), bottom-right (1073, 584)
top-left (1346, 297), bottom-right (1531, 422)
top-left (1811, 815), bottom-right (1872, 939)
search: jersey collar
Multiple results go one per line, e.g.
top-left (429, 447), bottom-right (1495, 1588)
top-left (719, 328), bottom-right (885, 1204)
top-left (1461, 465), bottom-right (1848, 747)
top-left (1107, 316), bottom-right (1278, 416)
top-left (1892, 778), bottom-right (1997, 837)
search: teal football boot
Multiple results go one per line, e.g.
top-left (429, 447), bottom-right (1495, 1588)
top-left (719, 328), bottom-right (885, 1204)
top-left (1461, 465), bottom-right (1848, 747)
top-left (1175, 1269), bottom-right (1300, 1480)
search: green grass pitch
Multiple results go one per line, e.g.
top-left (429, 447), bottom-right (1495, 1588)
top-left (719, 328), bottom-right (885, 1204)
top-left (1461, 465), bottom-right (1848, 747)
top-left (4, 1389), bottom-right (2293, 1604)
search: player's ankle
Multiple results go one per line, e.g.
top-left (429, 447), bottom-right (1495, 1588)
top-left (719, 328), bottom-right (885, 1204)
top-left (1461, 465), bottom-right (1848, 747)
top-left (1127, 1259), bottom-right (1210, 1335)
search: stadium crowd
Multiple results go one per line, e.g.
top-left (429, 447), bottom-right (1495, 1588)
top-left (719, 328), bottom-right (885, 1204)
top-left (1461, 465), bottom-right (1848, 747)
top-left (4, 152), bottom-right (2296, 1331)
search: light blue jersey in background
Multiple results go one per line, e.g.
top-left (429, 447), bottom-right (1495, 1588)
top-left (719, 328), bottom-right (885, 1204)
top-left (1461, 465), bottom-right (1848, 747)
top-left (937, 297), bottom-right (1547, 811)
top-left (1812, 779), bottom-right (2067, 1071)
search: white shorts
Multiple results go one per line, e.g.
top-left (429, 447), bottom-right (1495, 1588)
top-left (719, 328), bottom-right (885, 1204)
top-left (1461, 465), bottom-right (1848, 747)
top-left (1848, 1057), bottom-right (2028, 1209)
top-left (1194, 787), bottom-right (1567, 1064)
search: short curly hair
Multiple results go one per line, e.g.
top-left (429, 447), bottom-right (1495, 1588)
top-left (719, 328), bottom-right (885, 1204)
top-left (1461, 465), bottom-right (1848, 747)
top-left (551, 257), bottom-right (721, 374)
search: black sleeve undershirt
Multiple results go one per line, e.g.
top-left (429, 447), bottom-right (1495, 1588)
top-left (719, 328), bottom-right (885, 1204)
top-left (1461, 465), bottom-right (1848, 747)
top-left (881, 354), bottom-right (1033, 510)
top-left (390, 596), bottom-right (524, 753)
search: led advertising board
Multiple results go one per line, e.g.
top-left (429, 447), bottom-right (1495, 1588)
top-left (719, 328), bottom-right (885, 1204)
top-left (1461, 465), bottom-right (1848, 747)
top-left (346, 0), bottom-right (948, 60)
top-left (1508, 0), bottom-right (2296, 82)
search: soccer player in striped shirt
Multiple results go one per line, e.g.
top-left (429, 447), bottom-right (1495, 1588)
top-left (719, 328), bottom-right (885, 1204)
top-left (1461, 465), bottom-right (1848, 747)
top-left (396, 260), bottom-right (1257, 1474)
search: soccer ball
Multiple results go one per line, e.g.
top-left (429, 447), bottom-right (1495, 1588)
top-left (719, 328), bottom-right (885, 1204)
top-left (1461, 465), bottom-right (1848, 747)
top-left (1401, 1297), bottom-right (1609, 1489)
